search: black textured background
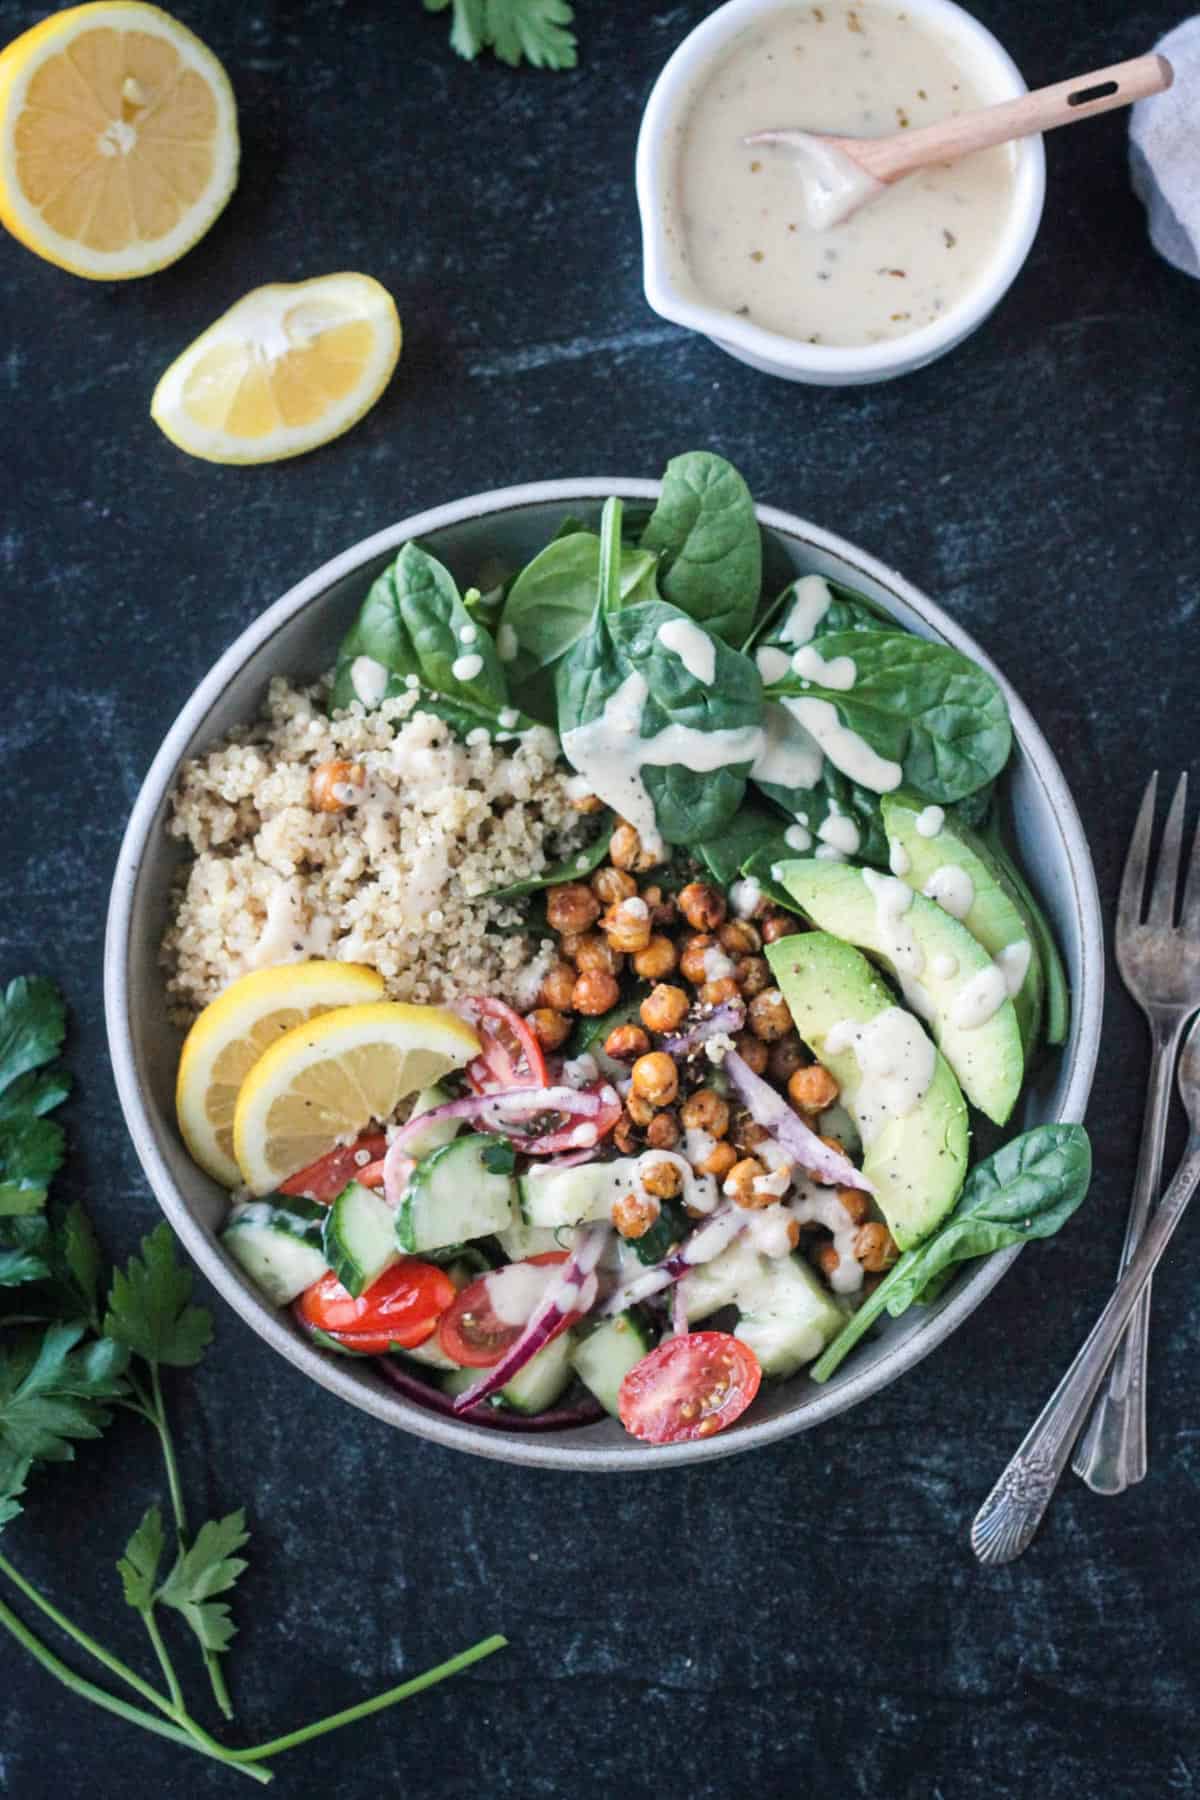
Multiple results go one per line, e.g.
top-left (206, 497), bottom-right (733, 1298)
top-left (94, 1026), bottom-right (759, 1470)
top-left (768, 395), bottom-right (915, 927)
top-left (2, 2), bottom-right (1199, 1795)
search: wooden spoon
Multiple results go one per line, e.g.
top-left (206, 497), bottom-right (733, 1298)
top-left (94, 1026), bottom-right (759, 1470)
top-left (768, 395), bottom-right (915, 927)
top-left (745, 52), bottom-right (1173, 229)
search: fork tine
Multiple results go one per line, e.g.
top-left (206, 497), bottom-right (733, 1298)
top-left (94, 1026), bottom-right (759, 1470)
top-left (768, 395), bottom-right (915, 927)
top-left (1147, 773), bottom-right (1188, 927)
top-left (1182, 788), bottom-right (1200, 931)
top-left (1119, 771), bottom-right (1159, 930)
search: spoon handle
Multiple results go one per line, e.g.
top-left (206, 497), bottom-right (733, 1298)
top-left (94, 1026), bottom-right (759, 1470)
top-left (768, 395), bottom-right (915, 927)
top-left (855, 53), bottom-right (1173, 185)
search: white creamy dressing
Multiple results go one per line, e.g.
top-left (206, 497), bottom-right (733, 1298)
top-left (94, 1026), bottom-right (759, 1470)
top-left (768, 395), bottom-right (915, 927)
top-left (788, 1179), bottom-right (863, 1293)
top-left (947, 938), bottom-right (1030, 1028)
top-left (704, 1030), bottom-right (737, 1067)
top-left (777, 131), bottom-right (884, 229)
top-left (814, 844), bottom-right (846, 862)
top-left (451, 652), bottom-right (484, 683)
top-left (931, 952), bottom-right (958, 980)
top-left (791, 644), bottom-right (857, 690)
top-left (862, 868), bottom-right (923, 977)
top-left (778, 575), bottom-right (833, 645)
top-left (657, 617), bottom-right (716, 684)
top-left (350, 654), bottom-right (390, 708)
top-left (662, 1), bottom-right (1017, 347)
top-left (915, 804), bottom-right (945, 838)
top-left (751, 700), bottom-right (824, 790)
top-left (888, 839), bottom-right (911, 877)
top-left (245, 879), bottom-right (334, 970)
top-left (496, 623), bottom-right (518, 662)
top-left (730, 876), bottom-right (763, 918)
top-left (786, 697), bottom-right (902, 791)
top-left (756, 645), bottom-right (793, 685)
top-left (817, 805), bottom-right (860, 856)
top-left (560, 670), bottom-right (764, 855)
top-left (485, 1259), bottom-right (561, 1326)
top-left (563, 1053), bottom-right (600, 1089)
top-left (785, 821), bottom-right (813, 852)
top-left (702, 944), bottom-right (737, 981)
top-left (924, 863), bottom-right (975, 920)
top-left (825, 1007), bottom-right (935, 1145)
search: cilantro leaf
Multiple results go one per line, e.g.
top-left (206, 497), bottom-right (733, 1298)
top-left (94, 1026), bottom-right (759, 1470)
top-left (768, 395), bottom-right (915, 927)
top-left (103, 1224), bottom-right (212, 1368)
top-left (118, 1505), bottom-right (165, 1610)
top-left (0, 978), bottom-right (66, 1098)
top-left (0, 1323), bottom-right (129, 1511)
top-left (158, 1511), bottom-right (249, 1654)
top-left (0, 1115), bottom-right (66, 1215)
top-left (486, 0), bottom-right (576, 68)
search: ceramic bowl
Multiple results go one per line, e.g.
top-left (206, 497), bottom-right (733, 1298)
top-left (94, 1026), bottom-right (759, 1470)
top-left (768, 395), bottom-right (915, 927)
top-left (105, 480), bottom-right (1102, 1469)
top-left (636, 0), bottom-right (1046, 385)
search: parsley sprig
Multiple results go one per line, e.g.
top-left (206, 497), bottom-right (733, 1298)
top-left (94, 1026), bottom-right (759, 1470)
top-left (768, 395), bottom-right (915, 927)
top-left (423, 0), bottom-right (577, 69)
top-left (0, 977), bottom-right (505, 1781)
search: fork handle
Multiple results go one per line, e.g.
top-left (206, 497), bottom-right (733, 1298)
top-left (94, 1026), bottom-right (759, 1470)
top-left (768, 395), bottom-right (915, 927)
top-left (1072, 1012), bottom-right (1190, 1492)
top-left (972, 1131), bottom-right (1200, 1564)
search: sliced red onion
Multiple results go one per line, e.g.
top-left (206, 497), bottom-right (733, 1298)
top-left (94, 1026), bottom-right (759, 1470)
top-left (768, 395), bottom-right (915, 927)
top-left (451, 1223), bottom-right (610, 1413)
top-left (532, 1147), bottom-right (596, 1171)
top-left (391, 1084), bottom-right (603, 1153)
top-left (671, 1282), bottom-right (689, 1338)
top-left (724, 1050), bottom-right (872, 1194)
top-left (382, 1139), bottom-right (415, 1208)
top-left (661, 999), bottom-right (746, 1058)
top-left (377, 1360), bottom-right (604, 1431)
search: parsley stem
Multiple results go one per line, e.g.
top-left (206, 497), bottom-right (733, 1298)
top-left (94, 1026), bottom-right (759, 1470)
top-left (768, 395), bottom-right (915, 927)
top-left (0, 1595), bottom-right (272, 1783)
top-left (142, 1605), bottom-right (185, 1712)
top-left (0, 1552), bottom-right (169, 1715)
top-left (228, 1633), bottom-right (507, 1764)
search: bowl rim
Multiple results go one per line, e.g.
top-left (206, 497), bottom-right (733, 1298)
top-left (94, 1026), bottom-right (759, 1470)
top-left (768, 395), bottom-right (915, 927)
top-left (635, 0), bottom-right (1047, 377)
top-left (105, 477), bottom-right (1103, 1470)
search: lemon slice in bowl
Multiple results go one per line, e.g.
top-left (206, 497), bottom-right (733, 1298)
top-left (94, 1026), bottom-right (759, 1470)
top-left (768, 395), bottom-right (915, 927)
top-left (176, 962), bottom-right (386, 1190)
top-left (150, 272), bottom-right (402, 464)
top-left (232, 1002), bottom-right (480, 1196)
top-left (0, 2), bottom-right (238, 280)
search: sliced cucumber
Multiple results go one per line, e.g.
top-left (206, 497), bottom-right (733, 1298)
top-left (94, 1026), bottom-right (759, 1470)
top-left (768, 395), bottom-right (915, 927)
top-left (401, 1082), bottom-right (462, 1159)
top-left (629, 1196), bottom-right (688, 1266)
top-left (396, 1134), bottom-right (516, 1253)
top-left (391, 1335), bottom-right (459, 1372)
top-left (222, 1198), bottom-right (330, 1305)
top-left (322, 1181), bottom-right (398, 1298)
top-left (680, 1240), bottom-right (846, 1375)
top-left (571, 1312), bottom-right (652, 1416)
top-left (440, 1332), bottom-right (576, 1414)
top-left (519, 1162), bottom-right (612, 1229)
top-left (497, 1218), bottom-right (567, 1261)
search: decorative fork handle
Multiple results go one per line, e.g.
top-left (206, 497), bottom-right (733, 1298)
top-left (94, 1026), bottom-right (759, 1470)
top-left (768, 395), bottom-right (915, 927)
top-left (972, 1132), bottom-right (1200, 1565)
top-left (1072, 1013), bottom-right (1189, 1493)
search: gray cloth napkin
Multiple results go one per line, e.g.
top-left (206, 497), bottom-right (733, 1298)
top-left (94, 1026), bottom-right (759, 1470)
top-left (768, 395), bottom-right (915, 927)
top-left (1130, 18), bottom-right (1199, 276)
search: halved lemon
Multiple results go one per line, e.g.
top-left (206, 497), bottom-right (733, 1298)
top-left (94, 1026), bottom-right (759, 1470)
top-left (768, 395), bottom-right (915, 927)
top-left (150, 272), bottom-right (402, 463)
top-left (0, 2), bottom-right (238, 280)
top-left (176, 962), bottom-right (386, 1189)
top-left (232, 1002), bottom-right (480, 1196)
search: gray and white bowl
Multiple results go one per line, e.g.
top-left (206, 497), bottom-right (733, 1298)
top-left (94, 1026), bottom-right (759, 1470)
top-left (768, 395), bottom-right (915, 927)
top-left (105, 481), bottom-right (1103, 1469)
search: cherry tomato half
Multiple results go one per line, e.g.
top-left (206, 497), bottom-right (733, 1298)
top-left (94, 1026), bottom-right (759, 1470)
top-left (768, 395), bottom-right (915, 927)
top-left (297, 1260), bottom-right (456, 1354)
top-left (617, 1332), bottom-right (762, 1445)
top-left (464, 998), bottom-right (549, 1095)
top-left (438, 1252), bottom-right (572, 1368)
top-left (278, 1133), bottom-right (389, 1203)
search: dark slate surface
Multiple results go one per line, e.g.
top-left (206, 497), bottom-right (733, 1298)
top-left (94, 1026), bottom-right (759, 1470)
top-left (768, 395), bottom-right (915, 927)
top-left (2, 0), bottom-right (1199, 1794)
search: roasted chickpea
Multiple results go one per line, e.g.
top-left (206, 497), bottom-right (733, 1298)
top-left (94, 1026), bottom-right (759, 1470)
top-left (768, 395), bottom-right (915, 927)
top-left (724, 1156), bottom-right (771, 1209)
top-left (540, 962), bottom-right (577, 1010)
top-left (766, 1033), bottom-right (806, 1084)
top-left (855, 1222), bottom-right (899, 1273)
top-left (700, 976), bottom-right (740, 1007)
top-left (641, 1158), bottom-right (683, 1200)
top-left (640, 983), bottom-right (689, 1035)
top-left (573, 932), bottom-right (622, 975)
top-left (730, 1114), bottom-right (770, 1156)
top-left (719, 920), bottom-right (761, 956)
top-left (569, 790), bottom-right (606, 813)
top-left (697, 1139), bottom-right (738, 1181)
top-left (631, 1051), bottom-right (679, 1108)
top-left (678, 882), bottom-right (727, 933)
top-left (837, 1187), bottom-right (872, 1227)
top-left (679, 934), bottom-right (716, 986)
top-left (761, 912), bottom-right (801, 944)
top-left (572, 970), bottom-right (620, 1015)
top-left (546, 883), bottom-right (601, 936)
top-left (640, 885), bottom-right (678, 930)
top-left (604, 1023), bottom-right (651, 1063)
top-left (603, 898), bottom-right (653, 954)
top-left (633, 934), bottom-right (678, 981)
top-left (611, 1192), bottom-right (659, 1240)
top-left (591, 866), bottom-right (638, 906)
top-left (748, 988), bottom-right (793, 1041)
top-left (626, 1091), bottom-right (657, 1128)
top-left (527, 1008), bottom-right (571, 1052)
top-left (809, 1239), bottom-right (841, 1281)
top-left (680, 1088), bottom-right (731, 1138)
top-left (310, 760), bottom-right (365, 813)
top-left (645, 1110), bottom-right (681, 1150)
top-left (613, 1112), bottom-right (640, 1155)
top-left (733, 1031), bottom-right (769, 1076)
top-left (610, 822), bottom-right (661, 873)
top-left (734, 955), bottom-right (771, 998)
top-left (782, 1218), bottom-right (802, 1252)
top-left (788, 1064), bottom-right (840, 1113)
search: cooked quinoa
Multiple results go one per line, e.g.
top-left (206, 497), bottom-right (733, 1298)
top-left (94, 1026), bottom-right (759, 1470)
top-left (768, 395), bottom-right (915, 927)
top-left (162, 675), bottom-right (591, 1022)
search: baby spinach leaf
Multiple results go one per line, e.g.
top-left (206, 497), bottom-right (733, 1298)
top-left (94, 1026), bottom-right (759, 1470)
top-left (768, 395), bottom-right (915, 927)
top-left (768, 628), bottom-right (1012, 803)
top-left (754, 763), bottom-right (891, 870)
top-left (485, 818), bottom-right (613, 900)
top-left (693, 798), bottom-right (794, 890)
top-left (498, 531), bottom-right (659, 683)
top-left (746, 576), bottom-right (905, 658)
top-left (640, 452), bottom-right (761, 648)
top-left (810, 1123), bottom-right (1092, 1383)
top-left (331, 543), bottom-right (533, 739)
top-left (557, 515), bottom-right (764, 847)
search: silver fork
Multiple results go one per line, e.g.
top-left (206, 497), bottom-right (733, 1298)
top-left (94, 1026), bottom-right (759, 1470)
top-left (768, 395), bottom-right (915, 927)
top-left (1072, 773), bottom-right (1200, 1493)
top-left (972, 1011), bottom-right (1200, 1562)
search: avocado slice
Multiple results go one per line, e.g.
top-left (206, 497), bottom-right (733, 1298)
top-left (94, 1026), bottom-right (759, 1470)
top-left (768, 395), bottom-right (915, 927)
top-left (775, 859), bottom-right (1025, 1126)
top-left (765, 931), bottom-right (968, 1249)
top-left (881, 793), bottom-right (1044, 1054)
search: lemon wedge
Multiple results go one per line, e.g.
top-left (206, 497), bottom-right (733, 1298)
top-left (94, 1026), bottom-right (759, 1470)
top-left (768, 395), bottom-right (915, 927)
top-left (0, 2), bottom-right (238, 280)
top-left (176, 962), bottom-right (387, 1190)
top-left (232, 1002), bottom-right (480, 1196)
top-left (150, 272), bottom-right (402, 463)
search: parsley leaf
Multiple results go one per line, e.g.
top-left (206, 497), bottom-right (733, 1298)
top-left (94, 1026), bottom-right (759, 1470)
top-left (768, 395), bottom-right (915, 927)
top-left (0, 1216), bottom-right (53, 1288)
top-left (158, 1511), bottom-right (250, 1654)
top-left (423, 0), bottom-right (576, 68)
top-left (424, 0), bottom-right (487, 59)
top-left (60, 1202), bottom-right (104, 1327)
top-left (118, 1505), bottom-right (165, 1611)
top-left (0, 1116), bottom-right (66, 1216)
top-left (0, 1066), bottom-right (71, 1123)
top-left (480, 1137), bottom-right (516, 1175)
top-left (0, 1323), bottom-right (129, 1522)
top-left (0, 977), bottom-right (72, 1216)
top-left (103, 1224), bottom-right (212, 1369)
top-left (0, 978), bottom-right (65, 1094)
